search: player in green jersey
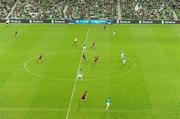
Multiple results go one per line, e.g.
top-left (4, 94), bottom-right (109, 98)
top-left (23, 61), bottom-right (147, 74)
top-left (113, 29), bottom-right (116, 36)
top-left (82, 43), bottom-right (87, 52)
top-left (121, 49), bottom-right (126, 64)
top-left (105, 97), bottom-right (112, 111)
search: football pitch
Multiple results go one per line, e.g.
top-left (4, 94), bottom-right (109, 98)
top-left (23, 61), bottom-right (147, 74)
top-left (0, 24), bottom-right (180, 119)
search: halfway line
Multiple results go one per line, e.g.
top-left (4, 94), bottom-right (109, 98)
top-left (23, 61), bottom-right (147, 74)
top-left (65, 29), bottom-right (90, 119)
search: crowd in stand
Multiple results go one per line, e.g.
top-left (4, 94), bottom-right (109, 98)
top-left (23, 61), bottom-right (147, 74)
top-left (10, 0), bottom-right (117, 20)
top-left (120, 0), bottom-right (180, 20)
top-left (0, 1), bottom-right (15, 20)
top-left (64, 0), bottom-right (117, 20)
top-left (174, 0), bottom-right (180, 19)
top-left (10, 0), bottom-right (65, 20)
top-left (0, 0), bottom-right (179, 20)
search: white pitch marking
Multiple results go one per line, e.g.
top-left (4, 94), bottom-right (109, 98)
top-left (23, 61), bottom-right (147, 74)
top-left (24, 56), bottom-right (70, 81)
top-left (84, 58), bottom-right (136, 81)
top-left (24, 53), bottom-right (135, 82)
top-left (65, 29), bottom-right (90, 119)
top-left (24, 51), bottom-right (81, 81)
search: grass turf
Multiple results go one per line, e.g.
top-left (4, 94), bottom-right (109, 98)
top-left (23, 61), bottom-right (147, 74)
top-left (0, 24), bottom-right (180, 119)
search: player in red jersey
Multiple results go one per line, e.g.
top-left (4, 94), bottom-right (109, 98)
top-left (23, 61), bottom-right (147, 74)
top-left (14, 30), bottom-right (18, 37)
top-left (37, 54), bottom-right (43, 63)
top-left (82, 53), bottom-right (87, 63)
top-left (91, 42), bottom-right (96, 49)
top-left (104, 25), bottom-right (106, 30)
top-left (81, 90), bottom-right (87, 102)
top-left (93, 56), bottom-right (99, 64)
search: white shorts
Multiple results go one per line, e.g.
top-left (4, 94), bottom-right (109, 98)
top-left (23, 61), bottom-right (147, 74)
top-left (83, 47), bottom-right (86, 52)
top-left (77, 74), bottom-right (82, 79)
top-left (123, 59), bottom-right (126, 64)
top-left (106, 103), bottom-right (110, 107)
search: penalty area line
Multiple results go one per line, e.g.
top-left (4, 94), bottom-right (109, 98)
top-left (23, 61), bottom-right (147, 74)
top-left (65, 29), bottom-right (90, 119)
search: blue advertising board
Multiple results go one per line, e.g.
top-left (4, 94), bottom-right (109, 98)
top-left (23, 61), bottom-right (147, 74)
top-left (71, 20), bottom-right (113, 24)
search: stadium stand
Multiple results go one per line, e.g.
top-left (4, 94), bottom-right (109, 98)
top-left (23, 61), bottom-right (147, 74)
top-left (120, 0), bottom-right (180, 20)
top-left (64, 0), bottom-right (117, 20)
top-left (10, 0), bottom-right (65, 20)
top-left (173, 0), bottom-right (180, 19)
top-left (0, 0), bottom-right (15, 20)
top-left (0, 0), bottom-right (179, 20)
top-left (10, 0), bottom-right (117, 20)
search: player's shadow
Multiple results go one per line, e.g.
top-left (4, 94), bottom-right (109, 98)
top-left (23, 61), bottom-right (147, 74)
top-left (119, 60), bottom-right (130, 69)
top-left (101, 110), bottom-right (118, 119)
top-left (78, 100), bottom-right (87, 111)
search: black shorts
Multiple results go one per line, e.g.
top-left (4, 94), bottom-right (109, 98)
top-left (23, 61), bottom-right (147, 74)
top-left (81, 96), bottom-right (86, 100)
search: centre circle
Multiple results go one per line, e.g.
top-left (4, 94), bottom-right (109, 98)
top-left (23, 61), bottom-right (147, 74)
top-left (24, 51), bottom-right (135, 81)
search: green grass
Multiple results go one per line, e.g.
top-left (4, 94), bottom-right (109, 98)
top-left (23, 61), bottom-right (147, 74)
top-left (0, 24), bottom-right (180, 119)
